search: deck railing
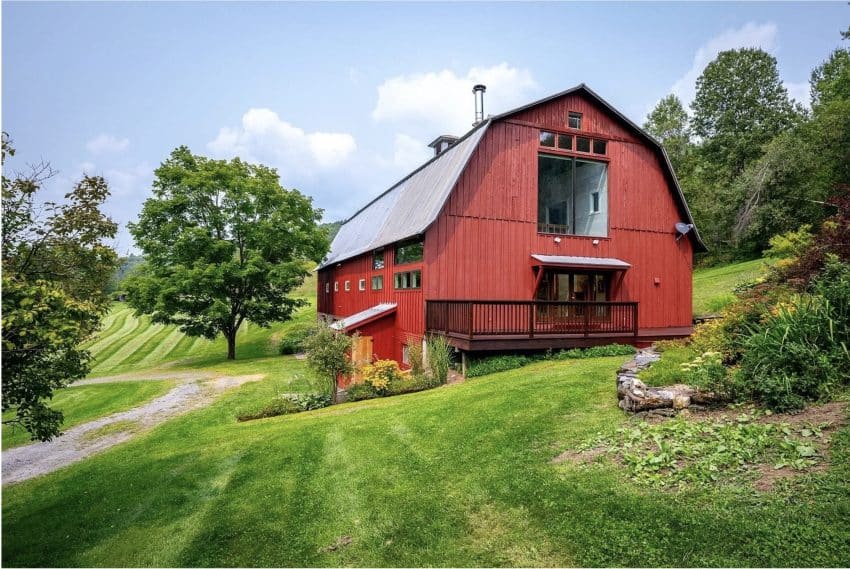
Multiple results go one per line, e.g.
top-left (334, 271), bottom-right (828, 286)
top-left (425, 300), bottom-right (638, 339)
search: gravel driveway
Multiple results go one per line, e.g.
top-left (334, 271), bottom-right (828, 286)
top-left (2, 374), bottom-right (262, 485)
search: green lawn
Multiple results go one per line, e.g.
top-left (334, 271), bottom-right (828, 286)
top-left (1, 380), bottom-right (176, 449)
top-left (692, 258), bottom-right (770, 316)
top-left (3, 356), bottom-right (849, 567)
top-left (82, 275), bottom-right (317, 376)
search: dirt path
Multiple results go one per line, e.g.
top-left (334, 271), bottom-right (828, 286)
top-left (2, 374), bottom-right (262, 485)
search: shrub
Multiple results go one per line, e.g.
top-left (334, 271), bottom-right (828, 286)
top-left (236, 397), bottom-right (299, 422)
top-left (738, 288), bottom-right (850, 411)
top-left (467, 344), bottom-right (635, 378)
top-left (361, 360), bottom-right (404, 394)
top-left (387, 374), bottom-right (433, 396)
top-left (303, 323), bottom-right (354, 404)
top-left (551, 343), bottom-right (635, 360)
top-left (284, 392), bottom-right (332, 411)
top-left (680, 351), bottom-right (733, 396)
top-left (278, 324), bottom-right (314, 355)
top-left (346, 383), bottom-right (378, 402)
top-left (426, 335), bottom-right (453, 385)
top-left (466, 355), bottom-right (533, 378)
top-left (407, 342), bottom-right (425, 379)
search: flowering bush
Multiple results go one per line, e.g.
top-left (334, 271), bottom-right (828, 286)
top-left (361, 360), bottom-right (404, 394)
top-left (680, 351), bottom-right (731, 396)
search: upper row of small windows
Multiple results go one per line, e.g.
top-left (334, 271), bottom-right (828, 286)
top-left (540, 131), bottom-right (607, 156)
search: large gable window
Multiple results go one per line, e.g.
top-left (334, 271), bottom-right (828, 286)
top-left (538, 154), bottom-right (608, 237)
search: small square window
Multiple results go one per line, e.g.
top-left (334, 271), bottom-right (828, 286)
top-left (358, 278), bottom-right (366, 291)
top-left (576, 137), bottom-right (591, 152)
top-left (344, 280), bottom-right (351, 292)
top-left (371, 275), bottom-right (383, 290)
top-left (592, 192), bottom-right (600, 213)
top-left (325, 282), bottom-right (329, 293)
top-left (557, 134), bottom-right (572, 150)
top-left (568, 112), bottom-right (582, 129)
top-left (334, 281), bottom-right (339, 292)
top-left (539, 131), bottom-right (555, 147)
top-left (593, 139), bottom-right (607, 155)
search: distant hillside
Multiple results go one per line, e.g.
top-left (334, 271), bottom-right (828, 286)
top-left (321, 220), bottom-right (343, 242)
top-left (692, 258), bottom-right (770, 315)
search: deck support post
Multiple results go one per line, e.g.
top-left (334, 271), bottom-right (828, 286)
top-left (461, 351), bottom-right (468, 377)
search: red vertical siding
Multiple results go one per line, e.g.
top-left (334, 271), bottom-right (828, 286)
top-left (317, 246), bottom-right (424, 362)
top-left (424, 92), bottom-right (694, 330)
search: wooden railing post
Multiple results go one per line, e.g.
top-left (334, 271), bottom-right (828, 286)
top-left (528, 303), bottom-right (535, 338)
top-left (583, 302), bottom-right (590, 337)
top-left (633, 302), bottom-right (639, 336)
top-left (468, 302), bottom-right (474, 339)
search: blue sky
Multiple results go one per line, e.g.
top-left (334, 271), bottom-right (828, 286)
top-left (3, 1), bottom-right (847, 253)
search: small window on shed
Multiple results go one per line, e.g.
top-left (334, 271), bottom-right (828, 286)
top-left (358, 278), bottom-right (366, 291)
top-left (576, 136), bottom-right (591, 153)
top-left (334, 281), bottom-right (339, 292)
top-left (557, 134), bottom-right (572, 150)
top-left (568, 112), bottom-right (582, 129)
top-left (539, 131), bottom-right (556, 147)
top-left (344, 280), bottom-right (351, 292)
top-left (593, 139), bottom-right (607, 155)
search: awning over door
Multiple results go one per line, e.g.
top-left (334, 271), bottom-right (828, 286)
top-left (530, 254), bottom-right (631, 271)
top-left (330, 303), bottom-right (397, 333)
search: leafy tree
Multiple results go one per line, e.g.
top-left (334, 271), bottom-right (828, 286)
top-left (810, 48), bottom-right (850, 107)
top-left (643, 94), bottom-right (693, 176)
top-left (691, 48), bottom-right (800, 179)
top-left (302, 323), bottom-right (354, 403)
top-left (2, 133), bottom-right (118, 441)
top-left (127, 147), bottom-right (328, 360)
top-left (320, 220), bottom-right (344, 242)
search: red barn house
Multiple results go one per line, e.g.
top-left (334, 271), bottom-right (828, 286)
top-left (317, 84), bottom-right (706, 371)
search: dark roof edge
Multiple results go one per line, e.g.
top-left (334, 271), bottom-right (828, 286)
top-left (493, 83), bottom-right (708, 253)
top-left (335, 119), bottom-right (491, 229)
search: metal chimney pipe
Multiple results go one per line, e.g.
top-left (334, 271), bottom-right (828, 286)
top-left (473, 84), bottom-right (486, 125)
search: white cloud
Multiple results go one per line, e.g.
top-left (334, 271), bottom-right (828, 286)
top-left (785, 80), bottom-right (810, 108)
top-left (208, 108), bottom-right (356, 177)
top-left (86, 133), bottom-right (129, 155)
top-left (372, 63), bottom-right (538, 134)
top-left (671, 22), bottom-right (778, 107)
top-left (392, 133), bottom-right (432, 171)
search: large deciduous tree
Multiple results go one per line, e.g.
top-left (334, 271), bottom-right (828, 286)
top-left (691, 48), bottom-right (800, 179)
top-left (2, 133), bottom-right (118, 441)
top-left (127, 147), bottom-right (328, 360)
top-left (643, 94), bottom-right (693, 176)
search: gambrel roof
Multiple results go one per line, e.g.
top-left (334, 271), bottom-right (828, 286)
top-left (319, 84), bottom-right (706, 270)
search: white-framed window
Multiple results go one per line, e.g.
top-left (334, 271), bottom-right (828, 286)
top-left (344, 280), bottom-right (351, 291)
top-left (402, 344), bottom-right (410, 365)
top-left (371, 275), bottom-right (384, 290)
top-left (358, 278), bottom-right (366, 291)
top-left (334, 281), bottom-right (339, 292)
top-left (568, 111), bottom-right (582, 130)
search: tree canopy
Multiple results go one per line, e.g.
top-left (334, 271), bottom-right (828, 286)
top-left (1, 133), bottom-right (118, 441)
top-left (127, 147), bottom-right (329, 359)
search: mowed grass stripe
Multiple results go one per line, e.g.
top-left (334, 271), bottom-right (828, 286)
top-left (94, 317), bottom-right (164, 373)
top-left (80, 308), bottom-right (127, 350)
top-left (137, 326), bottom-right (187, 367)
top-left (87, 309), bottom-right (142, 362)
top-left (116, 324), bottom-right (181, 369)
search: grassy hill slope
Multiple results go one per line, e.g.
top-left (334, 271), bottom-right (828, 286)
top-left (83, 274), bottom-right (317, 376)
top-left (3, 356), bottom-right (848, 567)
top-left (692, 258), bottom-right (769, 316)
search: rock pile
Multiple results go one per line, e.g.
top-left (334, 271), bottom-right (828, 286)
top-left (616, 347), bottom-right (716, 414)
